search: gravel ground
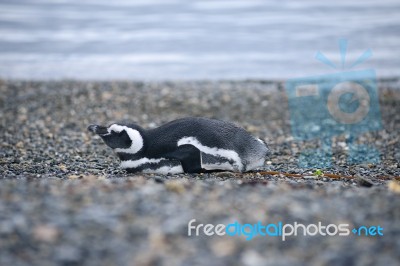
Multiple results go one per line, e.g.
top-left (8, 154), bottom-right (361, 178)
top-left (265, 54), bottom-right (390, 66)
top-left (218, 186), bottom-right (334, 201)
top-left (0, 79), bottom-right (399, 266)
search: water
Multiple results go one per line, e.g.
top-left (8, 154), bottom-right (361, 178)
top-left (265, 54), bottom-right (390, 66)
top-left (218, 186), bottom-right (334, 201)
top-left (0, 0), bottom-right (399, 80)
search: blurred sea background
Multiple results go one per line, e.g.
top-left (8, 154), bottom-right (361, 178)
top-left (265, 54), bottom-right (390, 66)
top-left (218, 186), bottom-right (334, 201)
top-left (0, 0), bottom-right (399, 80)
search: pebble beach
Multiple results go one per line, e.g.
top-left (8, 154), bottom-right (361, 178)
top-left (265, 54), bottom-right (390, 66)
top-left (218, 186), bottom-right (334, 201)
top-left (1, 79), bottom-right (399, 265)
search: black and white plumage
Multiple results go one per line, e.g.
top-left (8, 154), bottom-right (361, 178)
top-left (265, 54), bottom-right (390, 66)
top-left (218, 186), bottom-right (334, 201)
top-left (88, 117), bottom-right (269, 174)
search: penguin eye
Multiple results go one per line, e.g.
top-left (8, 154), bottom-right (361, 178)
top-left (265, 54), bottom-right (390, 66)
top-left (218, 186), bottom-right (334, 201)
top-left (111, 129), bottom-right (126, 137)
top-left (108, 126), bottom-right (128, 138)
top-left (109, 129), bottom-right (120, 134)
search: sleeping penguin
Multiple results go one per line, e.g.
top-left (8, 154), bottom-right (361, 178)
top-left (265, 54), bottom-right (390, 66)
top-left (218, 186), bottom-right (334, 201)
top-left (88, 117), bottom-right (269, 174)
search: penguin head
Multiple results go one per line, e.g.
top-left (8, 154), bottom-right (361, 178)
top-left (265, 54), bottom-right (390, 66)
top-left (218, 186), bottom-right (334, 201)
top-left (88, 123), bottom-right (144, 154)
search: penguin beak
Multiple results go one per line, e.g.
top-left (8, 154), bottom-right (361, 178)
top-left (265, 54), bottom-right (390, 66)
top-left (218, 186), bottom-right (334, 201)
top-left (87, 124), bottom-right (108, 135)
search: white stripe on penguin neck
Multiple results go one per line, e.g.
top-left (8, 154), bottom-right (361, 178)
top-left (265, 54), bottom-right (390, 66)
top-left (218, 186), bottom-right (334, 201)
top-left (108, 124), bottom-right (143, 154)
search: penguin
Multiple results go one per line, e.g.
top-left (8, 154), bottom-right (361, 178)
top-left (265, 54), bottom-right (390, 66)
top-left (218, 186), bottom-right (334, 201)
top-left (88, 117), bottom-right (269, 174)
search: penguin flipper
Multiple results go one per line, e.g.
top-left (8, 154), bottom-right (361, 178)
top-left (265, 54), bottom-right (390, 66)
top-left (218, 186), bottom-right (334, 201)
top-left (164, 144), bottom-right (202, 173)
